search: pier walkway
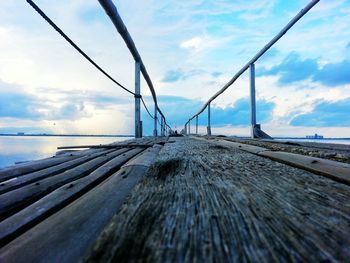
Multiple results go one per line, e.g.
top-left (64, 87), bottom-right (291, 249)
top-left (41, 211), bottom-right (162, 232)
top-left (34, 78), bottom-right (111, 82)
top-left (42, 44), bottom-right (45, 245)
top-left (0, 136), bottom-right (350, 262)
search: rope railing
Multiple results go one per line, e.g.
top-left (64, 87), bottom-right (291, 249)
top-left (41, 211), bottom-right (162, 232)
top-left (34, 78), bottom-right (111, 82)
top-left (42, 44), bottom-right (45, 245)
top-left (26, 0), bottom-right (135, 96)
top-left (140, 97), bottom-right (155, 120)
top-left (27, 0), bottom-right (170, 138)
top-left (184, 0), bottom-right (320, 138)
top-left (97, 0), bottom-right (170, 136)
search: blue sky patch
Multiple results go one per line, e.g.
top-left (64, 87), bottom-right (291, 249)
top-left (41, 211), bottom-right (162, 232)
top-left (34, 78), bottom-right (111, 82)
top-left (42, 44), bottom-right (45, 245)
top-left (258, 51), bottom-right (350, 87)
top-left (258, 52), bottom-right (318, 84)
top-left (290, 98), bottom-right (350, 127)
top-left (0, 1), bottom-right (349, 136)
top-left (141, 96), bottom-right (275, 135)
top-left (0, 93), bottom-right (41, 120)
top-left (313, 60), bottom-right (350, 87)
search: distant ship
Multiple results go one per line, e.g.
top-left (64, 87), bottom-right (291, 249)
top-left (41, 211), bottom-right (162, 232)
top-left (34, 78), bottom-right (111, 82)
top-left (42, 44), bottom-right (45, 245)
top-left (306, 133), bottom-right (324, 139)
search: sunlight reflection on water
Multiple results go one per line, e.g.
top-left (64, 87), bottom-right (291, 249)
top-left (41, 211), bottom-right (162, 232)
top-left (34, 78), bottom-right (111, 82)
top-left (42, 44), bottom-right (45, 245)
top-left (0, 136), bottom-right (131, 169)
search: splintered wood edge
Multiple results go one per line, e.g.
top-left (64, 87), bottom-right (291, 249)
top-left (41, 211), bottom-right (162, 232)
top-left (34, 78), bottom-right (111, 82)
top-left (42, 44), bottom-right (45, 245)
top-left (193, 136), bottom-right (350, 185)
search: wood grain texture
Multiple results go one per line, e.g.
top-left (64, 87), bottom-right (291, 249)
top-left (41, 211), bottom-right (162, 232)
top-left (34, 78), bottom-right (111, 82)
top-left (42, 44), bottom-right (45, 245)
top-left (57, 144), bottom-right (153, 149)
top-left (201, 138), bottom-right (350, 185)
top-left (0, 149), bottom-right (114, 194)
top-left (260, 150), bottom-right (350, 185)
top-left (0, 148), bottom-right (123, 220)
top-left (1, 136), bottom-right (349, 262)
top-left (223, 137), bottom-right (350, 164)
top-left (0, 145), bottom-right (162, 263)
top-left (84, 137), bottom-right (350, 263)
top-left (0, 137), bottom-right (142, 183)
top-left (0, 155), bottom-right (81, 183)
top-left (0, 147), bottom-right (145, 247)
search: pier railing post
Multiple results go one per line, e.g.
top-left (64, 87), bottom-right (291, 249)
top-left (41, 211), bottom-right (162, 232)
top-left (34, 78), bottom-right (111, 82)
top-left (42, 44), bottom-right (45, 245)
top-left (135, 62), bottom-right (142, 138)
top-left (207, 103), bottom-right (212, 136)
top-left (161, 117), bottom-right (164, 136)
top-left (250, 63), bottom-right (257, 138)
top-left (160, 117), bottom-right (162, 136)
top-left (189, 120), bottom-right (191, 135)
top-left (163, 119), bottom-right (166, 136)
top-left (154, 107), bottom-right (158, 137)
top-left (196, 116), bottom-right (198, 134)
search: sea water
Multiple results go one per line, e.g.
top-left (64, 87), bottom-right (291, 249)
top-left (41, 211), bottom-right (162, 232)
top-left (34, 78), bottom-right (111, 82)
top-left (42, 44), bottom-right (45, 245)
top-left (0, 136), bottom-right (131, 169)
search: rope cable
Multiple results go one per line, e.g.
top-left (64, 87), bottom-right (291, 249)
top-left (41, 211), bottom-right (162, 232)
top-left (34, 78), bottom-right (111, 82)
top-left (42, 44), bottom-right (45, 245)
top-left (27, 0), bottom-right (172, 127)
top-left (140, 97), bottom-right (154, 120)
top-left (26, 0), bottom-right (135, 96)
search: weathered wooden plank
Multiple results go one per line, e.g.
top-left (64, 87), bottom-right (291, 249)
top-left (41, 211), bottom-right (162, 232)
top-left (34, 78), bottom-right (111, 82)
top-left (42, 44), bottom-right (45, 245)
top-left (82, 137), bottom-right (350, 262)
top-left (57, 144), bottom-right (153, 149)
top-left (0, 147), bottom-right (145, 247)
top-left (0, 145), bottom-right (162, 263)
top-left (0, 148), bottom-right (127, 220)
top-left (222, 137), bottom-right (350, 164)
top-left (260, 150), bottom-right (350, 185)
top-left (217, 139), bottom-right (267, 154)
top-left (0, 149), bottom-right (114, 195)
top-left (54, 147), bottom-right (110, 157)
top-left (0, 155), bottom-right (82, 183)
top-left (86, 137), bottom-right (167, 151)
top-left (203, 138), bottom-right (350, 185)
top-left (0, 138), bottom-right (149, 183)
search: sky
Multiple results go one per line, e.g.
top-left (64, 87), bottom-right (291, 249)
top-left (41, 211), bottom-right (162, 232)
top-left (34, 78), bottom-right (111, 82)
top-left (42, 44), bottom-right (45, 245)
top-left (0, 0), bottom-right (349, 137)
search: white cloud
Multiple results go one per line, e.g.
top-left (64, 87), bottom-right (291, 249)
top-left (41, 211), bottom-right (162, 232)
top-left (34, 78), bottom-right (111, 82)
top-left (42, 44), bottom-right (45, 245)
top-left (179, 35), bottom-right (232, 57)
top-left (180, 37), bottom-right (203, 50)
top-left (0, 0), bottom-right (349, 136)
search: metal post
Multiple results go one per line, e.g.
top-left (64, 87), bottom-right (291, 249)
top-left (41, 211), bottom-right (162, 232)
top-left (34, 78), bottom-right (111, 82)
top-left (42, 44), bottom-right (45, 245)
top-left (189, 120), bottom-right (191, 135)
top-left (160, 117), bottom-right (162, 136)
top-left (135, 62), bottom-right (142, 138)
top-left (196, 116), bottom-right (198, 134)
top-left (207, 103), bottom-right (212, 136)
top-left (164, 120), bottom-right (166, 136)
top-left (154, 107), bottom-right (158, 137)
top-left (163, 119), bottom-right (165, 136)
top-left (250, 63), bottom-right (256, 138)
top-left (186, 0), bottom-right (319, 123)
top-left (161, 117), bottom-right (165, 136)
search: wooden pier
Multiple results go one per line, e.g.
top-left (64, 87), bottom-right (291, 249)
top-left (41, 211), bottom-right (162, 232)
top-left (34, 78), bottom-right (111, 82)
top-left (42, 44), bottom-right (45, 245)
top-left (0, 136), bottom-right (349, 262)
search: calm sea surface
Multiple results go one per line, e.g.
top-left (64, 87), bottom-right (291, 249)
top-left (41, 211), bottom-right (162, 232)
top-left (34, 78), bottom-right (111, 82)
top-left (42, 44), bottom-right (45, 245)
top-left (0, 136), bottom-right (131, 169)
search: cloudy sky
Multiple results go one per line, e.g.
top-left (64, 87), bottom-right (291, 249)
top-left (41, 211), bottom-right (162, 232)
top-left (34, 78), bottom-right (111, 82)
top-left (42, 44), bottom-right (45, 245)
top-left (0, 0), bottom-right (349, 137)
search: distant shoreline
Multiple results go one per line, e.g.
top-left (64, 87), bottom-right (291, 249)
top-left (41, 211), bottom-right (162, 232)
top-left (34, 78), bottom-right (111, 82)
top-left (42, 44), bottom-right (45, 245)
top-left (0, 134), bottom-right (349, 140)
top-left (0, 134), bottom-right (133, 138)
top-left (229, 136), bottom-right (350, 140)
